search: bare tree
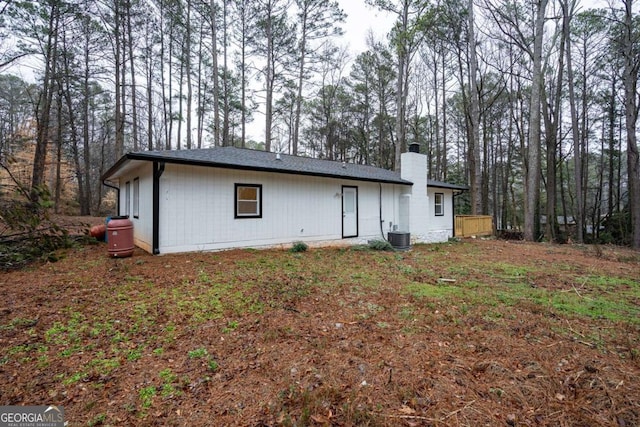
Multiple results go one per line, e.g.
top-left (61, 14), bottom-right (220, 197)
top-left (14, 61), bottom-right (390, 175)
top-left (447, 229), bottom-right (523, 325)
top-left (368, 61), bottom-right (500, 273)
top-left (252, 0), bottom-right (296, 152)
top-left (368, 0), bottom-right (431, 170)
top-left (290, 0), bottom-right (344, 155)
top-left (467, 0), bottom-right (482, 214)
top-left (619, 0), bottom-right (640, 248)
top-left (31, 1), bottom-right (61, 196)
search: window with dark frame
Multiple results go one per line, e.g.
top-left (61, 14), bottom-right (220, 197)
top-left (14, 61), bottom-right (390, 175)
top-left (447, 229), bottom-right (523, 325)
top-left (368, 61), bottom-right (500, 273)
top-left (235, 184), bottom-right (262, 218)
top-left (133, 177), bottom-right (139, 218)
top-left (434, 192), bottom-right (444, 216)
top-left (125, 181), bottom-right (131, 216)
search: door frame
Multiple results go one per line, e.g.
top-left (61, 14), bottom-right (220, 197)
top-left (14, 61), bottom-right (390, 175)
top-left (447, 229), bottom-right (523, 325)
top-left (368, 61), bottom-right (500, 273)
top-left (342, 185), bottom-right (359, 238)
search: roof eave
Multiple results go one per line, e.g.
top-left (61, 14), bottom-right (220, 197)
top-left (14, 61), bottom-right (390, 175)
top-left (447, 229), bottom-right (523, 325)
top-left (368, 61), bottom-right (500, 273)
top-left (102, 152), bottom-right (412, 186)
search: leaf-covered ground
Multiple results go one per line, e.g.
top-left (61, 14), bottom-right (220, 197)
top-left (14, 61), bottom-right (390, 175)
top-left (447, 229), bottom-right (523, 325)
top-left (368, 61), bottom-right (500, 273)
top-left (1, 232), bottom-right (639, 426)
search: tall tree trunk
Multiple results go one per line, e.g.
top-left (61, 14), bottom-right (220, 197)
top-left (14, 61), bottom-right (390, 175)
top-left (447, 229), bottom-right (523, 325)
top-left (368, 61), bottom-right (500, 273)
top-left (160, 0), bottom-right (170, 150)
top-left (185, 0), bottom-right (193, 150)
top-left (222, 0), bottom-right (230, 146)
top-left (564, 0), bottom-right (583, 243)
top-left (32, 1), bottom-right (60, 196)
top-left (60, 25), bottom-right (88, 215)
top-left (177, 47), bottom-right (184, 150)
top-left (239, 0), bottom-right (247, 147)
top-left (114, 0), bottom-right (125, 159)
top-left (468, 0), bottom-right (482, 214)
top-left (146, 19), bottom-right (154, 151)
top-left (441, 50), bottom-right (447, 180)
top-left (82, 20), bottom-right (93, 213)
top-left (607, 75), bottom-right (617, 217)
top-left (394, 0), bottom-right (409, 171)
top-left (54, 87), bottom-right (62, 213)
top-left (210, 0), bottom-right (221, 146)
top-left (264, 5), bottom-right (274, 152)
top-left (433, 53), bottom-right (440, 178)
top-left (622, 0), bottom-right (640, 249)
top-left (196, 20), bottom-right (204, 149)
top-left (543, 0), bottom-right (567, 241)
top-left (292, 1), bottom-right (309, 156)
top-left (523, 0), bottom-right (548, 242)
top-left (126, 0), bottom-right (139, 151)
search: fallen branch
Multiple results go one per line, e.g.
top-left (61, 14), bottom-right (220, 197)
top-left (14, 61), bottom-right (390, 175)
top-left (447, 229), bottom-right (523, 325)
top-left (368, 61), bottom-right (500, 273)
top-left (443, 400), bottom-right (477, 420)
top-left (382, 400), bottom-right (477, 423)
top-left (382, 414), bottom-right (438, 422)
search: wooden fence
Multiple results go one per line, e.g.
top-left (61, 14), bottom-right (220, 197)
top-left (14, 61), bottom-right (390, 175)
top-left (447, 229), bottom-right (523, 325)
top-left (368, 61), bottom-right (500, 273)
top-left (454, 215), bottom-right (494, 237)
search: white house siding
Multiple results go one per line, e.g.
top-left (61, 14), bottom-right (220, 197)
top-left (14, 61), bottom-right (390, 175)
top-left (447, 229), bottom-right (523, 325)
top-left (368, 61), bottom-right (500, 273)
top-left (117, 162), bottom-right (154, 253)
top-left (425, 188), bottom-right (455, 242)
top-left (155, 164), bottom-right (405, 254)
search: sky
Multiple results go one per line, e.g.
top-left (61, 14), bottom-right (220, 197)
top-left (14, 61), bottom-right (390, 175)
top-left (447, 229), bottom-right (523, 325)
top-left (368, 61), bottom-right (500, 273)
top-left (337, 0), bottom-right (395, 58)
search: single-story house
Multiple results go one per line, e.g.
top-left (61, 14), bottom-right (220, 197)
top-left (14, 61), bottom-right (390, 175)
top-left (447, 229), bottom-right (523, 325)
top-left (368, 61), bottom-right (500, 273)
top-left (101, 146), bottom-right (467, 254)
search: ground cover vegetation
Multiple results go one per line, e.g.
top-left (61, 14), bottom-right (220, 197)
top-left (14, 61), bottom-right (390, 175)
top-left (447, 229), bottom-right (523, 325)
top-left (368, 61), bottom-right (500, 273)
top-left (1, 238), bottom-right (639, 426)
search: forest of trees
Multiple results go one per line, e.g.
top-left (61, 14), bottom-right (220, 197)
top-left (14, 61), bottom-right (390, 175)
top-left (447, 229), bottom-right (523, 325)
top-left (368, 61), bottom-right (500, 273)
top-left (0, 0), bottom-right (638, 248)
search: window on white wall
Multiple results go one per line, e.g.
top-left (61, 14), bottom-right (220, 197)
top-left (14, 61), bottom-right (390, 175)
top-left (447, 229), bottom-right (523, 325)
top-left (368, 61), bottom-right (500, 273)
top-left (133, 177), bottom-right (139, 218)
top-left (125, 181), bottom-right (131, 216)
top-left (434, 193), bottom-right (444, 216)
top-left (235, 184), bottom-right (262, 218)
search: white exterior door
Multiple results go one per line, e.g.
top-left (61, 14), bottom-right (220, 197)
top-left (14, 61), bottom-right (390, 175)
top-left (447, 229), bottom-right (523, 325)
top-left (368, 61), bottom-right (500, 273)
top-left (342, 186), bottom-right (358, 237)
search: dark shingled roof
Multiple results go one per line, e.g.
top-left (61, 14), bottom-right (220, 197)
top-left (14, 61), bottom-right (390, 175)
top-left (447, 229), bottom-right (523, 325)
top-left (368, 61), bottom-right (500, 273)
top-left (427, 179), bottom-right (468, 191)
top-left (103, 146), bottom-right (468, 190)
top-left (103, 146), bottom-right (412, 185)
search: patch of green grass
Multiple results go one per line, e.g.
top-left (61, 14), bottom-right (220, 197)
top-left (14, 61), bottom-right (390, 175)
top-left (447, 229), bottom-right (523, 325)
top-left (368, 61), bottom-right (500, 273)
top-left (188, 348), bottom-right (208, 359)
top-left (222, 320), bottom-right (239, 333)
top-left (63, 371), bottom-right (87, 385)
top-left (158, 368), bottom-right (181, 398)
top-left (541, 291), bottom-right (639, 323)
top-left (578, 275), bottom-right (639, 292)
top-left (87, 413), bottom-right (106, 426)
top-left (208, 359), bottom-right (219, 372)
top-left (487, 262), bottom-right (535, 285)
top-left (138, 386), bottom-right (156, 409)
top-left (0, 317), bottom-right (38, 331)
top-left (44, 311), bottom-right (88, 352)
top-left (398, 306), bottom-right (415, 321)
top-left (197, 269), bottom-right (212, 284)
top-left (7, 344), bottom-right (30, 355)
top-left (159, 368), bottom-right (177, 383)
top-left (446, 265), bottom-right (472, 276)
top-left (406, 283), bottom-right (465, 299)
top-left (126, 346), bottom-right (144, 362)
top-left (87, 356), bottom-right (120, 375)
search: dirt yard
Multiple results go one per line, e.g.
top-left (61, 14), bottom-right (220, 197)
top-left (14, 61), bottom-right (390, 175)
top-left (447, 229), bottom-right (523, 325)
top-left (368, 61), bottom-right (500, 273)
top-left (0, 223), bottom-right (639, 426)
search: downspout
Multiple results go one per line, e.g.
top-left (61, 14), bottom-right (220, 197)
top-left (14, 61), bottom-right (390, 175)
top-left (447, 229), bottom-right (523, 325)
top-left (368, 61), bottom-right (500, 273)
top-left (379, 183), bottom-right (388, 241)
top-left (152, 161), bottom-right (165, 254)
top-left (102, 180), bottom-right (120, 215)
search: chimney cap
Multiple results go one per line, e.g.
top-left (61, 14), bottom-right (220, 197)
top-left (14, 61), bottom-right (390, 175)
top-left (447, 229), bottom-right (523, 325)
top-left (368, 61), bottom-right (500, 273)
top-left (408, 143), bottom-right (421, 153)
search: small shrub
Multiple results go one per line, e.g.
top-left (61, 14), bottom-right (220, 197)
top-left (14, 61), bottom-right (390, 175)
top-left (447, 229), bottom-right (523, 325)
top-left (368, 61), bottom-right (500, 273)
top-left (367, 239), bottom-right (394, 251)
top-left (290, 241), bottom-right (308, 253)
